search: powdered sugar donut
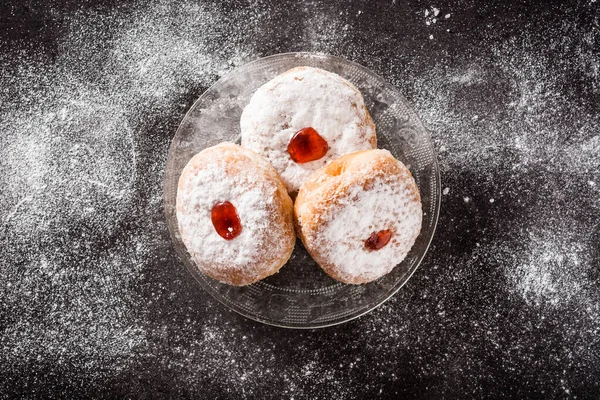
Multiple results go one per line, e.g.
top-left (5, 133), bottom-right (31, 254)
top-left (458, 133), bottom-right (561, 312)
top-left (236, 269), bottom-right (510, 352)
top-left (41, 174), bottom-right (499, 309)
top-left (294, 149), bottom-right (422, 285)
top-left (241, 66), bottom-right (377, 194)
top-left (176, 143), bottom-right (295, 286)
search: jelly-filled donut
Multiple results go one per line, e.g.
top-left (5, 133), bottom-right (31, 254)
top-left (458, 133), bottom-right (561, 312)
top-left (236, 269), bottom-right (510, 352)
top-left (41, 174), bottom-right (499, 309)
top-left (294, 149), bottom-right (422, 285)
top-left (241, 66), bottom-right (377, 194)
top-left (176, 143), bottom-right (295, 286)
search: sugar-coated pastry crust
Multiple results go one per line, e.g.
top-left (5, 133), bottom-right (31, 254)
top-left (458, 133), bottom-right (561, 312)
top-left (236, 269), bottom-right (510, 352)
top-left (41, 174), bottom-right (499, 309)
top-left (294, 149), bottom-right (422, 284)
top-left (241, 66), bottom-right (377, 194)
top-left (176, 143), bottom-right (296, 286)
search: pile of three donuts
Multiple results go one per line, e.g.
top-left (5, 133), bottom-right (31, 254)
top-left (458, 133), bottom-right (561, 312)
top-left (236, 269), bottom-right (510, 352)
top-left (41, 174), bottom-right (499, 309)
top-left (176, 67), bottom-right (422, 286)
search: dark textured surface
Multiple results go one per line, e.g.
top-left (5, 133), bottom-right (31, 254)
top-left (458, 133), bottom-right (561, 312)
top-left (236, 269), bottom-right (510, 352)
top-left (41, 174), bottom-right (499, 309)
top-left (1, 0), bottom-right (599, 398)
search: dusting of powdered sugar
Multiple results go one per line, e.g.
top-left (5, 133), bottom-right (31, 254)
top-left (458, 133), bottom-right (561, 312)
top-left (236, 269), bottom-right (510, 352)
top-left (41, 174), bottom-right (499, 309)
top-left (2, 0), bottom-right (600, 397)
top-left (1, 0), bottom-right (262, 390)
top-left (406, 30), bottom-right (600, 313)
top-left (240, 66), bottom-right (376, 193)
top-left (388, 10), bottom-right (600, 395)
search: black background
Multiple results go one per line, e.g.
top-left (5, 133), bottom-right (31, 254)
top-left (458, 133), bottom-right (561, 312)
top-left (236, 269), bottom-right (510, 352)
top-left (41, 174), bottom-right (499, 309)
top-left (1, 0), bottom-right (599, 398)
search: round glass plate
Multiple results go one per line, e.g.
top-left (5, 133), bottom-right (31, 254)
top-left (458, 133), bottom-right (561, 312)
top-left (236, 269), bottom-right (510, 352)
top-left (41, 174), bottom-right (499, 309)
top-left (164, 52), bottom-right (440, 329)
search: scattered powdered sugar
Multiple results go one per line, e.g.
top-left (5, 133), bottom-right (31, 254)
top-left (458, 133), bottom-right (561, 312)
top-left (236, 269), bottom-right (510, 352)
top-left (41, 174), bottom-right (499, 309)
top-left (406, 24), bottom-right (600, 314)
top-left (1, 0), bottom-right (599, 396)
top-left (513, 229), bottom-right (588, 307)
top-left (241, 67), bottom-right (376, 193)
top-left (1, 48), bottom-right (145, 379)
top-left (424, 6), bottom-right (450, 38)
top-left (424, 7), bottom-right (440, 25)
top-left (402, 7), bottom-right (599, 388)
top-left (1, 0), bottom-right (263, 389)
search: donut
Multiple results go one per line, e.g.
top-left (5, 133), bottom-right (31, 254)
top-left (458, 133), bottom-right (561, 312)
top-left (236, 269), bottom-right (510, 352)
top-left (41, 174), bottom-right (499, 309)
top-left (294, 149), bottom-right (422, 284)
top-left (176, 142), bottom-right (296, 286)
top-left (240, 66), bottom-right (377, 194)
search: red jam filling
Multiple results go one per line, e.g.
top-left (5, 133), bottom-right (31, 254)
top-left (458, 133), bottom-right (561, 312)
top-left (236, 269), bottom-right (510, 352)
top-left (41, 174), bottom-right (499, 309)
top-left (287, 127), bottom-right (329, 163)
top-left (211, 201), bottom-right (242, 240)
top-left (365, 230), bottom-right (392, 251)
